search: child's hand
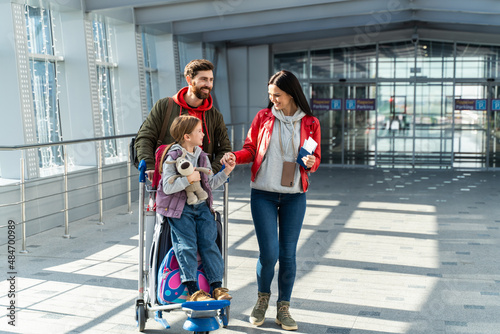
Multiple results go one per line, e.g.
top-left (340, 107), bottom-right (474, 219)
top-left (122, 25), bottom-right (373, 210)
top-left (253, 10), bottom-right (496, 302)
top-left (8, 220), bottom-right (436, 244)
top-left (221, 152), bottom-right (236, 176)
top-left (223, 161), bottom-right (235, 176)
top-left (187, 170), bottom-right (201, 184)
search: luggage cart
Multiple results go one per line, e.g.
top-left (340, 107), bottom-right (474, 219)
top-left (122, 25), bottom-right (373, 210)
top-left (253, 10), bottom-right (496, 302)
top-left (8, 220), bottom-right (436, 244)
top-left (135, 160), bottom-right (230, 333)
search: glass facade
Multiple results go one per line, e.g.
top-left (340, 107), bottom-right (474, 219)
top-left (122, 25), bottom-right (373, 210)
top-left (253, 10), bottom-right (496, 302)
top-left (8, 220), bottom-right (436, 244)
top-left (275, 40), bottom-right (500, 169)
top-left (25, 5), bottom-right (64, 170)
top-left (93, 19), bottom-right (118, 159)
top-left (142, 32), bottom-right (158, 112)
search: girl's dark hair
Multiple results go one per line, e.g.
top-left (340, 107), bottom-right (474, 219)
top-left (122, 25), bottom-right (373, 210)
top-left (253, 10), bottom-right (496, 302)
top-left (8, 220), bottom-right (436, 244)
top-left (267, 70), bottom-right (313, 116)
top-left (169, 115), bottom-right (201, 143)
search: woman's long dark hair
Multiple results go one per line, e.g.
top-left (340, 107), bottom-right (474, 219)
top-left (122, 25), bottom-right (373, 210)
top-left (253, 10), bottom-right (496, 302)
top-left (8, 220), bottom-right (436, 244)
top-left (267, 70), bottom-right (313, 116)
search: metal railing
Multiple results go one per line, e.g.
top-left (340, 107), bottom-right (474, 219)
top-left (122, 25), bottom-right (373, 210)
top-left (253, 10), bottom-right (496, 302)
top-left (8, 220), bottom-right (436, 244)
top-left (0, 122), bottom-right (249, 253)
top-left (0, 133), bottom-right (137, 253)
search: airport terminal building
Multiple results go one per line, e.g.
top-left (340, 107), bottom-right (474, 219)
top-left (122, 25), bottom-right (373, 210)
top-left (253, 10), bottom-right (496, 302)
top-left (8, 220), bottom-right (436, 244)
top-left (1, 0), bottom-right (499, 235)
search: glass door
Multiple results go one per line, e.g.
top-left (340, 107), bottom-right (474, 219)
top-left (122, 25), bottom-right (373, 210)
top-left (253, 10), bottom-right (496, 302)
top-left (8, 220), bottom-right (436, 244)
top-left (344, 84), bottom-right (376, 166)
top-left (376, 82), bottom-right (415, 167)
top-left (453, 83), bottom-right (488, 168)
top-left (311, 83), bottom-right (376, 166)
top-left (311, 83), bottom-right (343, 164)
top-left (415, 82), bottom-right (454, 167)
top-left (488, 84), bottom-right (499, 168)
top-left (312, 81), bottom-right (494, 169)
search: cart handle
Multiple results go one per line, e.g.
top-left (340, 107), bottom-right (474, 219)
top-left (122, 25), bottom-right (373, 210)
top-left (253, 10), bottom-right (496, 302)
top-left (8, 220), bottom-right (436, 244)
top-left (138, 160), bottom-right (147, 183)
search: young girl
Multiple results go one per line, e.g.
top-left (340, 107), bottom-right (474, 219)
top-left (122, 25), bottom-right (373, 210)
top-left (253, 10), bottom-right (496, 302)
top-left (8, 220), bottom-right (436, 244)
top-left (156, 115), bottom-right (234, 302)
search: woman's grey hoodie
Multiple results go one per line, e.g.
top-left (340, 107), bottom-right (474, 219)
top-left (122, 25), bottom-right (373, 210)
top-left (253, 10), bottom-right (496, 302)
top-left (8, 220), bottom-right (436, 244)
top-left (251, 106), bottom-right (305, 193)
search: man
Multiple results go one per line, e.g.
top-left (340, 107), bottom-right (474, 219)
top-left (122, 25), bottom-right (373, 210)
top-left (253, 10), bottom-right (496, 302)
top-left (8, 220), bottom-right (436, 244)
top-left (135, 59), bottom-right (232, 180)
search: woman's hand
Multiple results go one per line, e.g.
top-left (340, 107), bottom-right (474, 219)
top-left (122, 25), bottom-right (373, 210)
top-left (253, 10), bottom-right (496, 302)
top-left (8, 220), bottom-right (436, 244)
top-left (221, 152), bottom-right (236, 176)
top-left (221, 152), bottom-right (236, 166)
top-left (302, 155), bottom-right (316, 169)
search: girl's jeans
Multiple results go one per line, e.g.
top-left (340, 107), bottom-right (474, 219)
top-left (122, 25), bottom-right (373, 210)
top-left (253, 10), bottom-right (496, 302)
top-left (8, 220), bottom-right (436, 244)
top-left (250, 188), bottom-right (306, 302)
top-left (167, 202), bottom-right (223, 284)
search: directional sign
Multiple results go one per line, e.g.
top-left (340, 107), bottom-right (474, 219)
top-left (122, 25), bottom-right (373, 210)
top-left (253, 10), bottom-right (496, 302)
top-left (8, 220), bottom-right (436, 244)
top-left (345, 99), bottom-right (376, 110)
top-left (331, 99), bottom-right (342, 111)
top-left (455, 99), bottom-right (487, 111)
top-left (475, 99), bottom-right (487, 111)
top-left (492, 99), bottom-right (500, 111)
top-left (311, 99), bottom-right (343, 111)
top-left (345, 99), bottom-right (356, 110)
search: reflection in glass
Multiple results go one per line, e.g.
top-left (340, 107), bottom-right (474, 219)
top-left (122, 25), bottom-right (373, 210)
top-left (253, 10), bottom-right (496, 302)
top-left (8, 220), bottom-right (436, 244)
top-left (142, 32), bottom-right (158, 112)
top-left (456, 43), bottom-right (500, 79)
top-left (30, 60), bottom-right (63, 168)
top-left (26, 6), bottom-right (53, 55)
top-left (93, 18), bottom-right (119, 160)
top-left (25, 5), bottom-right (64, 170)
top-left (96, 65), bottom-right (117, 158)
top-left (275, 40), bottom-right (499, 169)
top-left (345, 45), bottom-right (377, 79)
top-left (93, 20), bottom-right (110, 62)
top-left (274, 51), bottom-right (308, 79)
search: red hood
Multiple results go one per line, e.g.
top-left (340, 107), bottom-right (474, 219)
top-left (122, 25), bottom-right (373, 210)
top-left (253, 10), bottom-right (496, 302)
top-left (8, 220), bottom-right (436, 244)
top-left (173, 86), bottom-right (213, 144)
top-left (173, 86), bottom-right (213, 112)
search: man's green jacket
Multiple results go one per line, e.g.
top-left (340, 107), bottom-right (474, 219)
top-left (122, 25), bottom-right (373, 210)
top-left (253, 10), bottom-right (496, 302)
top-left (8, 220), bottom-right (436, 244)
top-left (134, 95), bottom-right (232, 173)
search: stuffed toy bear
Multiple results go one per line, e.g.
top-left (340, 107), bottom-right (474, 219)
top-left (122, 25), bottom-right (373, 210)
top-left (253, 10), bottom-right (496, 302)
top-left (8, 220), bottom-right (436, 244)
top-left (165, 149), bottom-right (213, 205)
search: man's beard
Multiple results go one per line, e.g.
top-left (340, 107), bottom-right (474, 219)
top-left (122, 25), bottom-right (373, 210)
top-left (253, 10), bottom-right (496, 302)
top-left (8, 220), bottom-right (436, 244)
top-left (192, 83), bottom-right (211, 100)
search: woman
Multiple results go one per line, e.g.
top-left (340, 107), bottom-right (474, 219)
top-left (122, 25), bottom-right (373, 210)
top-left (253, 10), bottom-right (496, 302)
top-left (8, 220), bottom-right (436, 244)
top-left (222, 70), bottom-right (321, 331)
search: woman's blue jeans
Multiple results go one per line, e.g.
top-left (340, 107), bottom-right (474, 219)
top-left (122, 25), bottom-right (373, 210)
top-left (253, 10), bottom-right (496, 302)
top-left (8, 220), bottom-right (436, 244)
top-left (167, 202), bottom-right (223, 284)
top-left (250, 188), bottom-right (306, 302)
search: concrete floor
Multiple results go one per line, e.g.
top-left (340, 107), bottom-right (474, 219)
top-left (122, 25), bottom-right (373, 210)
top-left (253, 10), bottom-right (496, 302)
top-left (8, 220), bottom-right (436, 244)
top-left (1, 166), bottom-right (499, 334)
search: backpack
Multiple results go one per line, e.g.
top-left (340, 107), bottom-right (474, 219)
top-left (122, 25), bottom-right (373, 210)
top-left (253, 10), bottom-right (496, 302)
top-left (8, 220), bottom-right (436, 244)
top-left (151, 143), bottom-right (174, 190)
top-left (129, 98), bottom-right (174, 169)
top-left (156, 248), bottom-right (209, 304)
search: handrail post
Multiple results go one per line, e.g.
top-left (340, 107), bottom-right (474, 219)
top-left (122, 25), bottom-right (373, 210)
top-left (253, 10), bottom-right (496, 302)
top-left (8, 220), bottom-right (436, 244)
top-left (127, 157), bottom-right (132, 214)
top-left (20, 157), bottom-right (28, 254)
top-left (223, 181), bottom-right (229, 287)
top-left (137, 160), bottom-right (147, 301)
top-left (97, 141), bottom-right (104, 225)
top-left (241, 124), bottom-right (246, 150)
top-left (63, 147), bottom-right (70, 238)
top-left (230, 125), bottom-right (234, 151)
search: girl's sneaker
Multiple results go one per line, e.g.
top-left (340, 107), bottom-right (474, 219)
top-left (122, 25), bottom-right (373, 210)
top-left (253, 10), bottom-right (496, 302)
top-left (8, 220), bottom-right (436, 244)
top-left (213, 287), bottom-right (232, 300)
top-left (187, 290), bottom-right (214, 302)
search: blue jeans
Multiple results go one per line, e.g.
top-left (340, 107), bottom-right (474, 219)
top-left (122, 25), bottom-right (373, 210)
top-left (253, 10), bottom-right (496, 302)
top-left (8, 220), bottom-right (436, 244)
top-left (167, 202), bottom-right (223, 284)
top-left (250, 188), bottom-right (306, 302)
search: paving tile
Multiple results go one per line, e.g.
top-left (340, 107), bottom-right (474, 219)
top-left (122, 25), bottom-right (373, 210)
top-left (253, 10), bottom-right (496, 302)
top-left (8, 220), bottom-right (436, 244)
top-left (1, 167), bottom-right (499, 334)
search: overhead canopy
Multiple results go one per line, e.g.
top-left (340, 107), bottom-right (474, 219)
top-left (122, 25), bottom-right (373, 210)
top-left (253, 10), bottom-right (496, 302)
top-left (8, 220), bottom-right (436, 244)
top-left (83, 0), bottom-right (500, 46)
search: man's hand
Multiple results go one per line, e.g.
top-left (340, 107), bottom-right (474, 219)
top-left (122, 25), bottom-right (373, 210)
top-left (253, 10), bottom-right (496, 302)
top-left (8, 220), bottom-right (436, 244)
top-left (146, 170), bottom-right (154, 181)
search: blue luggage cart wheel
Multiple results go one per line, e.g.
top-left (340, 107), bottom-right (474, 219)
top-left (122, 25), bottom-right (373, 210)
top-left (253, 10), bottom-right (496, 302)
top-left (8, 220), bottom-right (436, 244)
top-left (181, 300), bottom-right (230, 332)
